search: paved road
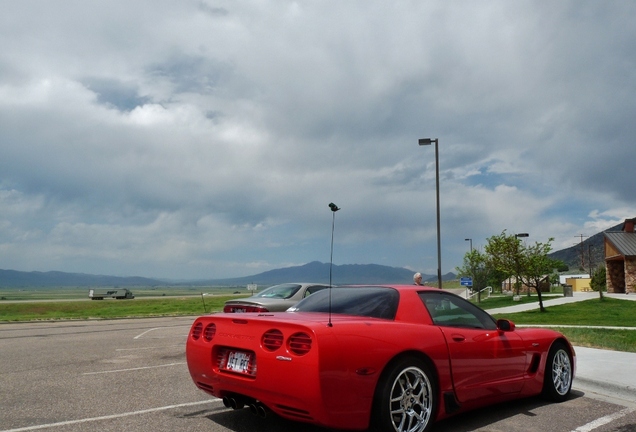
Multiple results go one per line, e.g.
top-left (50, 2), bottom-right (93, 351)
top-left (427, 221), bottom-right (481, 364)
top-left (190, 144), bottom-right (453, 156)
top-left (2, 317), bottom-right (636, 432)
top-left (0, 295), bottom-right (208, 304)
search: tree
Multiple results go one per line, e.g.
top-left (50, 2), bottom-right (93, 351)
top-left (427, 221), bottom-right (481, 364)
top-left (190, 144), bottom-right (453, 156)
top-left (484, 231), bottom-right (524, 296)
top-left (590, 265), bottom-right (606, 300)
top-left (486, 267), bottom-right (509, 294)
top-left (455, 249), bottom-right (491, 303)
top-left (519, 239), bottom-right (555, 312)
top-left (484, 231), bottom-right (555, 312)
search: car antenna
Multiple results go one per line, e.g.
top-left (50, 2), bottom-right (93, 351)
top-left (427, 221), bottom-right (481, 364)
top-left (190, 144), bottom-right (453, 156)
top-left (328, 202), bottom-right (340, 328)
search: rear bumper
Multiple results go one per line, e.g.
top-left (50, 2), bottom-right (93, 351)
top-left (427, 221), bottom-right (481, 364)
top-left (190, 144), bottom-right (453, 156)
top-left (186, 341), bottom-right (369, 430)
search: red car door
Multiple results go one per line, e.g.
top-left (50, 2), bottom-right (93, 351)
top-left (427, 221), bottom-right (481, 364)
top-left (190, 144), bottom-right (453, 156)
top-left (420, 292), bottom-right (528, 404)
top-left (439, 326), bottom-right (527, 403)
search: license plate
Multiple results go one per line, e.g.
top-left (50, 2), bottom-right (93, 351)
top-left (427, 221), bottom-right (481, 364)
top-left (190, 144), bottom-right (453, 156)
top-left (225, 351), bottom-right (252, 374)
top-left (234, 308), bottom-right (246, 313)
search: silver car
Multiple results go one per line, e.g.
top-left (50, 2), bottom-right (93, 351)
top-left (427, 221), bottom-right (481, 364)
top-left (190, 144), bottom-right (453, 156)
top-left (223, 283), bottom-right (332, 313)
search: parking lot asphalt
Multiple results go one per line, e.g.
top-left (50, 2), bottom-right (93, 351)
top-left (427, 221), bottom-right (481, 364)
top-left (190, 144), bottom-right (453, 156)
top-left (2, 312), bottom-right (636, 432)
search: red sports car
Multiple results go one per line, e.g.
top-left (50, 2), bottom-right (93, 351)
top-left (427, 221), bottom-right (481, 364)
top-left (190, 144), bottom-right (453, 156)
top-left (186, 285), bottom-right (575, 432)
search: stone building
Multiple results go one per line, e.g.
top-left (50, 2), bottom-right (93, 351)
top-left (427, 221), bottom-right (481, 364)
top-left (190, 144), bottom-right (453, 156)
top-left (604, 218), bottom-right (636, 293)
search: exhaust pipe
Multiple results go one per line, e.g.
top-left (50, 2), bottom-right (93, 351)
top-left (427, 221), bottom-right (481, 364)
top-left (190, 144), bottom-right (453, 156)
top-left (222, 397), bottom-right (231, 408)
top-left (248, 402), bottom-right (267, 418)
top-left (256, 404), bottom-right (267, 418)
top-left (248, 403), bottom-right (258, 415)
top-left (222, 396), bottom-right (244, 410)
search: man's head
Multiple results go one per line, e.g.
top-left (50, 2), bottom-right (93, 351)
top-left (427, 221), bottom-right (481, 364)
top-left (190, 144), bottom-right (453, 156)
top-left (413, 272), bottom-right (422, 285)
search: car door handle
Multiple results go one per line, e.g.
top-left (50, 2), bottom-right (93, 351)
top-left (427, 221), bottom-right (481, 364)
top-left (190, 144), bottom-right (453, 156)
top-left (451, 334), bottom-right (465, 342)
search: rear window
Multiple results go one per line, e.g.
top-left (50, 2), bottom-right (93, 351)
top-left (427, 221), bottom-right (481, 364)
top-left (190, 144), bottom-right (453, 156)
top-left (254, 283), bottom-right (301, 299)
top-left (289, 287), bottom-right (398, 320)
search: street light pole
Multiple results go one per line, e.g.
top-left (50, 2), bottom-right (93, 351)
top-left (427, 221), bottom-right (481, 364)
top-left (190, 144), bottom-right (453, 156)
top-left (465, 238), bottom-right (473, 252)
top-left (328, 202), bottom-right (340, 327)
top-left (418, 138), bottom-right (442, 289)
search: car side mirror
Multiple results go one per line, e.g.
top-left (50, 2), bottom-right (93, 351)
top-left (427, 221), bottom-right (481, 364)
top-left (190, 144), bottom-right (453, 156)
top-left (497, 319), bottom-right (516, 332)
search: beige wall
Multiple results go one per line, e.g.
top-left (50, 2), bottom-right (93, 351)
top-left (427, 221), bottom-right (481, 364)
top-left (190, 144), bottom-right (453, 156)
top-left (565, 277), bottom-right (591, 292)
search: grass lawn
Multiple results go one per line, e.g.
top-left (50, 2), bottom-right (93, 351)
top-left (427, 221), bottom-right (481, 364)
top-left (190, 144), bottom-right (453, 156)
top-left (491, 297), bottom-right (636, 353)
top-left (545, 327), bottom-right (636, 353)
top-left (489, 297), bottom-right (635, 326)
top-left (0, 295), bottom-right (237, 321)
top-left (470, 293), bottom-right (564, 309)
top-left (2, 288), bottom-right (635, 353)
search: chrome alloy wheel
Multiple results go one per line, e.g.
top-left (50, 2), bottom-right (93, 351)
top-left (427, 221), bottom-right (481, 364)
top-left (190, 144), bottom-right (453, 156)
top-left (551, 348), bottom-right (572, 396)
top-left (388, 366), bottom-right (433, 432)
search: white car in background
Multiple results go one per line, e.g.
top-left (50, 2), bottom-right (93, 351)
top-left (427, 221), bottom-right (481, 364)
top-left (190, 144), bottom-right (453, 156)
top-left (223, 283), bottom-right (332, 313)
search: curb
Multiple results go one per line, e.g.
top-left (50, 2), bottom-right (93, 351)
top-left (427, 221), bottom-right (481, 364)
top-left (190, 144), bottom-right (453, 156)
top-left (574, 376), bottom-right (636, 405)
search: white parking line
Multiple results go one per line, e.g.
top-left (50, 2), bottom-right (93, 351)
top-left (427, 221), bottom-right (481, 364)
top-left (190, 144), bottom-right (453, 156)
top-left (133, 327), bottom-right (162, 339)
top-left (116, 344), bottom-right (183, 351)
top-left (82, 362), bottom-right (185, 375)
top-left (571, 406), bottom-right (636, 432)
top-left (0, 400), bottom-right (220, 432)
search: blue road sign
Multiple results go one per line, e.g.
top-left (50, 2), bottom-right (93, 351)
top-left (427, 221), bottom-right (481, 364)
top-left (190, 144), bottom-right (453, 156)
top-left (460, 277), bottom-right (473, 287)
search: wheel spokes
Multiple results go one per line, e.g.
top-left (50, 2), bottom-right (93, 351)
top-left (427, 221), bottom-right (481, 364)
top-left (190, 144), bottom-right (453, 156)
top-left (390, 367), bottom-right (433, 432)
top-left (551, 350), bottom-right (572, 395)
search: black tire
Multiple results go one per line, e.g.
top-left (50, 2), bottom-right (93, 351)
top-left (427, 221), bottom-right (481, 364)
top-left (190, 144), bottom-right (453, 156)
top-left (542, 341), bottom-right (573, 402)
top-left (372, 356), bottom-right (437, 432)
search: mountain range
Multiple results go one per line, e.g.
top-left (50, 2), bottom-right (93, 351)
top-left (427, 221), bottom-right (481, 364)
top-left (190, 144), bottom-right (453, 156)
top-left (0, 262), bottom-right (455, 288)
top-left (548, 222), bottom-right (623, 274)
top-left (0, 221), bottom-right (626, 288)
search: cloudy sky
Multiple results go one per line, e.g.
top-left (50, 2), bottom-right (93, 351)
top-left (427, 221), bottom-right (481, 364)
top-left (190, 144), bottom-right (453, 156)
top-left (1, 1), bottom-right (635, 280)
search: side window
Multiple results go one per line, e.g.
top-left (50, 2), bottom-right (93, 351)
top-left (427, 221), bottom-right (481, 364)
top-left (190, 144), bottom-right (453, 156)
top-left (419, 292), bottom-right (497, 330)
top-left (304, 285), bottom-right (329, 297)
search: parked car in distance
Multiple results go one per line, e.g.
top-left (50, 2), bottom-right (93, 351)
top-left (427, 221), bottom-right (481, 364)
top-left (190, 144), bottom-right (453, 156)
top-left (187, 285), bottom-right (575, 432)
top-left (223, 283), bottom-right (331, 313)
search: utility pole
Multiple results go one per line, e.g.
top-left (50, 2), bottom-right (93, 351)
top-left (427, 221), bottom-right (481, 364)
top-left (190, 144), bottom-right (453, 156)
top-left (575, 234), bottom-right (589, 272)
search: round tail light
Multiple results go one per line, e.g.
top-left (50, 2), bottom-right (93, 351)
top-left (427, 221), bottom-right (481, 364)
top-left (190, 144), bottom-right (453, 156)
top-left (288, 332), bottom-right (312, 356)
top-left (203, 323), bottom-right (216, 341)
top-left (262, 329), bottom-right (284, 351)
top-left (191, 322), bottom-right (203, 340)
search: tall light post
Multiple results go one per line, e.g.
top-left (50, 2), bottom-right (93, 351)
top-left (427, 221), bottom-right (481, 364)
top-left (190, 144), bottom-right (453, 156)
top-left (328, 203), bottom-right (340, 288)
top-left (465, 238), bottom-right (473, 252)
top-left (327, 202), bottom-right (340, 327)
top-left (418, 138), bottom-right (442, 289)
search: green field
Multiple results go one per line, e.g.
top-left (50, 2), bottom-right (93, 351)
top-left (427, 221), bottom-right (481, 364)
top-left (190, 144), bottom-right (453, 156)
top-left (0, 295), bottom-right (246, 321)
top-left (489, 297), bottom-right (635, 326)
top-left (469, 293), bottom-right (565, 309)
top-left (0, 286), bottom-right (250, 320)
top-left (0, 285), bottom-right (249, 301)
top-left (1, 286), bottom-right (634, 353)
top-left (488, 297), bottom-right (636, 353)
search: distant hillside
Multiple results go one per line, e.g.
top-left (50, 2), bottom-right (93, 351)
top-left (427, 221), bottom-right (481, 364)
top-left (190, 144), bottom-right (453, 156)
top-left (0, 262), bottom-right (457, 288)
top-left (206, 261), bottom-right (456, 286)
top-left (3, 216), bottom-right (627, 288)
top-left (548, 222), bottom-right (624, 272)
top-left (0, 269), bottom-right (164, 288)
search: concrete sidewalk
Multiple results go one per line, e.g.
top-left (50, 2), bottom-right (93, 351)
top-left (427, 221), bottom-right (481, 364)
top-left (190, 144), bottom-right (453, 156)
top-left (484, 292), bottom-right (636, 405)
top-left (573, 346), bottom-right (636, 405)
